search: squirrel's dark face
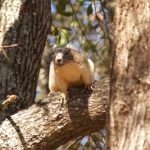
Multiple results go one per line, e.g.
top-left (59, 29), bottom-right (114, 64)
top-left (52, 47), bottom-right (73, 65)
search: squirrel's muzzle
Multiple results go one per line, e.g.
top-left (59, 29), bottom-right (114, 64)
top-left (55, 52), bottom-right (64, 65)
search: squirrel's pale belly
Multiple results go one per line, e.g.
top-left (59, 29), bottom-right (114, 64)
top-left (55, 61), bottom-right (83, 85)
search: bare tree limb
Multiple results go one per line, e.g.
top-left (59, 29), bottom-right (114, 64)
top-left (0, 77), bottom-right (109, 150)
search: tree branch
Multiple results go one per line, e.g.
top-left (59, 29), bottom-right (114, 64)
top-left (0, 77), bottom-right (109, 150)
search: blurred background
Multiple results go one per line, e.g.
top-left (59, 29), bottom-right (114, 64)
top-left (49, 0), bottom-right (114, 77)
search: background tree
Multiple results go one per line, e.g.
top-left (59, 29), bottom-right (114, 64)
top-left (109, 0), bottom-right (150, 150)
top-left (0, 0), bottom-right (51, 115)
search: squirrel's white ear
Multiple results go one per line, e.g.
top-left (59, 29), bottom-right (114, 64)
top-left (66, 43), bottom-right (79, 51)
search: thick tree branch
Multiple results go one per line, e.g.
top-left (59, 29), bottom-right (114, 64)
top-left (0, 77), bottom-right (109, 150)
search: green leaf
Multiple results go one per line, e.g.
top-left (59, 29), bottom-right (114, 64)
top-left (56, 0), bottom-right (68, 14)
top-left (60, 29), bottom-right (69, 45)
top-left (51, 27), bottom-right (59, 36)
top-left (87, 4), bottom-right (93, 16)
top-left (56, 3), bottom-right (65, 14)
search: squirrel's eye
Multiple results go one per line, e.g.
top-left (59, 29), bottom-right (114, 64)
top-left (64, 50), bottom-right (69, 55)
top-left (66, 51), bottom-right (69, 55)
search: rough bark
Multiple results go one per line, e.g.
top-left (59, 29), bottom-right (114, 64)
top-left (109, 0), bottom-right (150, 150)
top-left (0, 0), bottom-right (51, 112)
top-left (0, 77), bottom-right (109, 150)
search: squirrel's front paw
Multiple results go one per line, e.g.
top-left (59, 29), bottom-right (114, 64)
top-left (86, 81), bottom-right (97, 91)
top-left (59, 93), bottom-right (68, 107)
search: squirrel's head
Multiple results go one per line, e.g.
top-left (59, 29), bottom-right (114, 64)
top-left (52, 47), bottom-right (88, 65)
top-left (52, 47), bottom-right (73, 65)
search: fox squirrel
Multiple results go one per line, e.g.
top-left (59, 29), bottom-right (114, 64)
top-left (48, 47), bottom-right (95, 103)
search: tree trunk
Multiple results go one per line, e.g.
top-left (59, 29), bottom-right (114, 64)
top-left (0, 78), bottom-right (109, 150)
top-left (109, 0), bottom-right (150, 150)
top-left (0, 0), bottom-right (51, 113)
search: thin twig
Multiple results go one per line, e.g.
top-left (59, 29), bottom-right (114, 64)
top-left (0, 44), bottom-right (18, 48)
top-left (90, 133), bottom-right (104, 150)
top-left (99, 0), bottom-right (112, 53)
top-left (67, 136), bottom-right (83, 149)
top-left (88, 10), bottom-right (101, 18)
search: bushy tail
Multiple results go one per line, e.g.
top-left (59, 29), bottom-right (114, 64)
top-left (37, 42), bottom-right (52, 95)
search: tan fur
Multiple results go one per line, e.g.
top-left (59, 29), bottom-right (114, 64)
top-left (48, 50), bottom-right (94, 103)
top-left (69, 49), bottom-right (87, 64)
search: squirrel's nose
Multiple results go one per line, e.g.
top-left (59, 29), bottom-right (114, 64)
top-left (56, 59), bottom-right (62, 63)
